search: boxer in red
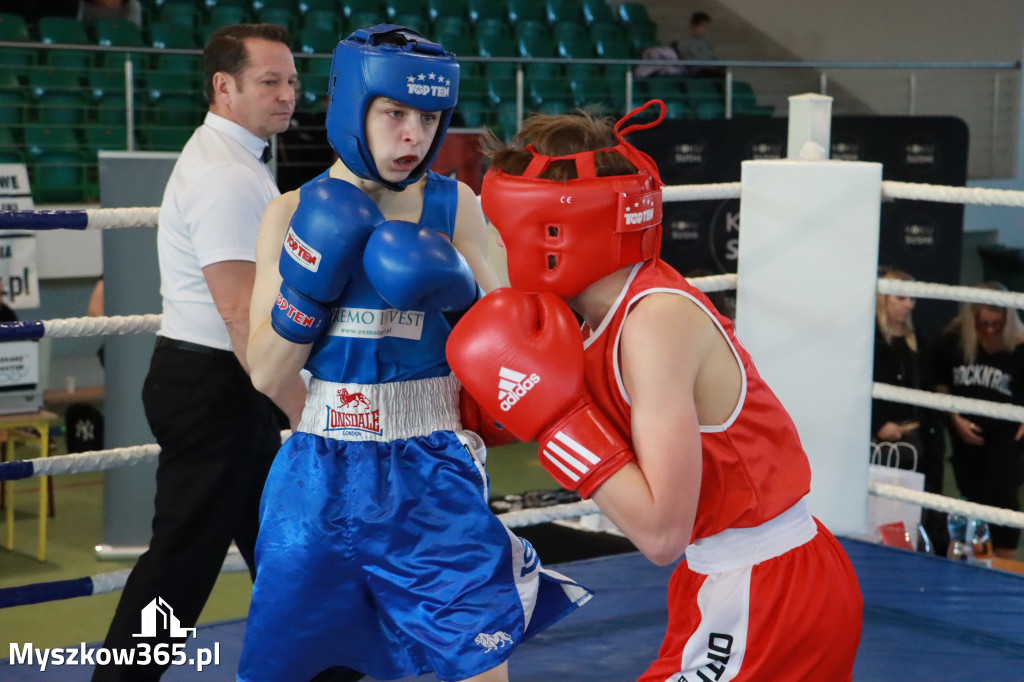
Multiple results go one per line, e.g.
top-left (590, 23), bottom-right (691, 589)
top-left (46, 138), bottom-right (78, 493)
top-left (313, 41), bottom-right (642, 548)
top-left (447, 100), bottom-right (863, 681)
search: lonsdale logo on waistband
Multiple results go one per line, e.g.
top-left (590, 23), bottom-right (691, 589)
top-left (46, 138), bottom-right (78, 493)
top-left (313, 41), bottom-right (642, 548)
top-left (325, 388), bottom-right (382, 436)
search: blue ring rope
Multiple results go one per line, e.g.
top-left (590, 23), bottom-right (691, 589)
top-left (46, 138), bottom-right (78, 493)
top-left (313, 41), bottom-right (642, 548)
top-left (0, 320), bottom-right (46, 340)
top-left (0, 210), bottom-right (89, 230)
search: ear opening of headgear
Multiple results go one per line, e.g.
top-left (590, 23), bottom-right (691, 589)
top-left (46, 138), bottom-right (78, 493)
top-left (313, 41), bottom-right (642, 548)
top-left (326, 24), bottom-right (460, 191)
top-left (481, 100), bottom-right (667, 299)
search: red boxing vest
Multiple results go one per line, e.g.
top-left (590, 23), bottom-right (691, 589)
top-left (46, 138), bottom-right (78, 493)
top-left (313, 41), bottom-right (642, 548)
top-left (581, 260), bottom-right (812, 542)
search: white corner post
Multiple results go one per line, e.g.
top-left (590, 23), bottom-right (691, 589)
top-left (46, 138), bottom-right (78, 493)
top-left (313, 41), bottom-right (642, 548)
top-left (734, 94), bottom-right (879, 538)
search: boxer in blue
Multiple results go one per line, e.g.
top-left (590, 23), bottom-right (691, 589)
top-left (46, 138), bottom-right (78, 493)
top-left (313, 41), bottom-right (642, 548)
top-left (238, 25), bottom-right (592, 682)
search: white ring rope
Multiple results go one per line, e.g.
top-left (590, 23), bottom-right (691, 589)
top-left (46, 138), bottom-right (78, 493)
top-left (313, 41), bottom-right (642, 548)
top-left (877, 278), bottom-right (1024, 310)
top-left (85, 207), bottom-right (161, 230)
top-left (873, 382), bottom-right (1024, 422)
top-left (30, 445), bottom-right (160, 477)
top-left (497, 500), bottom-right (601, 528)
top-left (687, 273), bottom-right (737, 293)
top-left (869, 482), bottom-right (1024, 529)
top-left (882, 180), bottom-right (1024, 207)
top-left (662, 182), bottom-right (742, 202)
top-left (42, 314), bottom-right (163, 338)
top-left (0, 177), bottom-right (1018, 238)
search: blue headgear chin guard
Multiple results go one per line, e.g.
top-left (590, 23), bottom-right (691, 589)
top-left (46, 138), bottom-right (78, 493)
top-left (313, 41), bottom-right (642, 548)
top-left (326, 24), bottom-right (460, 191)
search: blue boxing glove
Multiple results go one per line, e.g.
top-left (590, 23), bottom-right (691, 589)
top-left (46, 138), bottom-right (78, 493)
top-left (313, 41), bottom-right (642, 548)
top-left (271, 178), bottom-right (384, 344)
top-left (363, 220), bottom-right (478, 312)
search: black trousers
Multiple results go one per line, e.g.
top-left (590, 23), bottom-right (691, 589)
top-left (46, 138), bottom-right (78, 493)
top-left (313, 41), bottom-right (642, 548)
top-left (92, 341), bottom-right (281, 681)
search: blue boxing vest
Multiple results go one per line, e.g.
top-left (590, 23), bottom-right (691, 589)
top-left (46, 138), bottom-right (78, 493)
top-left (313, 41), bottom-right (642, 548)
top-left (302, 170), bottom-right (458, 384)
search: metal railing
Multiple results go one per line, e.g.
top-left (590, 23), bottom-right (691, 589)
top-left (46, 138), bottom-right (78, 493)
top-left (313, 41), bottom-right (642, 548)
top-left (3, 41), bottom-right (1020, 198)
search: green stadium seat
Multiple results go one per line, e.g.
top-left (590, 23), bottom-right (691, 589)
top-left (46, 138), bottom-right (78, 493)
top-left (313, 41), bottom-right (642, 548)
top-left (514, 19), bottom-right (550, 40)
top-left (683, 78), bottom-right (724, 119)
top-left (29, 69), bottom-right (88, 127)
top-left (348, 12), bottom-right (385, 31)
top-left (454, 98), bottom-right (488, 128)
top-left (204, 0), bottom-right (249, 9)
top-left (580, 0), bottom-right (613, 25)
top-left (299, 0), bottom-right (340, 13)
top-left (572, 74), bottom-right (626, 114)
top-left (302, 10), bottom-right (342, 33)
top-left (552, 21), bottom-right (586, 44)
top-left (434, 15), bottom-right (470, 42)
top-left (94, 19), bottom-right (144, 69)
top-left (24, 124), bottom-right (87, 204)
top-left (589, 20), bottom-right (622, 44)
top-left (557, 35), bottom-right (592, 59)
top-left (158, 1), bottom-right (201, 28)
top-left (393, 14), bottom-right (427, 33)
top-left (343, 0), bottom-right (385, 19)
top-left (298, 58), bottom-right (332, 111)
top-left (38, 16), bottom-right (93, 70)
top-left (493, 100), bottom-right (519, 140)
top-left (386, 0), bottom-right (427, 21)
top-left (626, 22), bottom-right (658, 56)
top-left (594, 36), bottom-right (631, 81)
top-left (518, 34), bottom-right (556, 59)
top-left (255, 7), bottom-right (297, 32)
top-left (507, 0), bottom-right (545, 23)
top-left (0, 126), bottom-right (23, 164)
top-left (0, 72), bottom-right (27, 125)
top-left (427, 0), bottom-right (468, 22)
top-left (253, 0), bottom-right (296, 10)
top-left (474, 17), bottom-right (509, 38)
top-left (0, 13), bottom-right (36, 79)
top-left (144, 72), bottom-right (204, 127)
top-left (88, 70), bottom-right (129, 126)
top-left (139, 125), bottom-right (194, 152)
top-left (477, 32), bottom-right (517, 58)
top-left (545, 0), bottom-right (580, 24)
top-left (149, 20), bottom-right (202, 72)
top-left (300, 28), bottom-right (340, 54)
top-left (204, 5), bottom-right (252, 34)
top-left (467, 0), bottom-right (506, 23)
top-left (616, 2), bottom-right (650, 25)
top-left (94, 18), bottom-right (144, 47)
top-left (731, 80), bottom-right (775, 117)
top-left (83, 125), bottom-right (129, 158)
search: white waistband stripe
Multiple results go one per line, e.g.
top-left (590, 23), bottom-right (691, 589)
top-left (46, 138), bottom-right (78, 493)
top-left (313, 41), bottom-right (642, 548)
top-left (684, 498), bottom-right (817, 575)
top-left (297, 374), bottom-right (461, 442)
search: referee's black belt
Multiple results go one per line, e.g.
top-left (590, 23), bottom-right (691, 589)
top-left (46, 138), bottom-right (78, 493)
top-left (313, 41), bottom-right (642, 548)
top-left (155, 336), bottom-right (235, 359)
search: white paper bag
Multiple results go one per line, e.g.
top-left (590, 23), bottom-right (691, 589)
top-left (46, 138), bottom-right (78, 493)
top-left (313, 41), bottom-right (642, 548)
top-left (861, 442), bottom-right (925, 543)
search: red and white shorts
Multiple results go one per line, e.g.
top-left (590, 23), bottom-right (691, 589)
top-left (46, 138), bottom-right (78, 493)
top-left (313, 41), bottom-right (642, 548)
top-left (639, 502), bottom-right (862, 682)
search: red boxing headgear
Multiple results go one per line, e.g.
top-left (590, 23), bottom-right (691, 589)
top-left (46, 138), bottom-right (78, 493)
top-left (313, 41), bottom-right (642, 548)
top-left (481, 101), bottom-right (666, 299)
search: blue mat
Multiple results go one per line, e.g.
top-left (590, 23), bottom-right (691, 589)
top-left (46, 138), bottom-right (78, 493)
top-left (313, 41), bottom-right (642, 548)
top-left (5, 538), bottom-right (1024, 681)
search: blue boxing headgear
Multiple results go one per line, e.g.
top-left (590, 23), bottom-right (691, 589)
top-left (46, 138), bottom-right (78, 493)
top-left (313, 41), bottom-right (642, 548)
top-left (327, 24), bottom-right (460, 191)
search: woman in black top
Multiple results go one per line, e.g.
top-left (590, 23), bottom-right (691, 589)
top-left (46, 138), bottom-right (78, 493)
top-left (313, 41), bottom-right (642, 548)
top-left (873, 269), bottom-right (947, 553)
top-left (932, 281), bottom-right (1024, 559)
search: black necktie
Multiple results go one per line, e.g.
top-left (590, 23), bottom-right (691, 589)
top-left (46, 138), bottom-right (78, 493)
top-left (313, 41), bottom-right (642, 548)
top-left (261, 145), bottom-right (272, 164)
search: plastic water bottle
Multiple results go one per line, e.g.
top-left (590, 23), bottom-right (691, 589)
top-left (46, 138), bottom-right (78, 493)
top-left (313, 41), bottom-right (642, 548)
top-left (946, 513), bottom-right (972, 562)
top-left (970, 519), bottom-right (994, 568)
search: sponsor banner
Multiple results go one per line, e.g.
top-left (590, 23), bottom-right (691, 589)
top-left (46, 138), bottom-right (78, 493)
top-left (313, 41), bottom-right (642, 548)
top-left (631, 116), bottom-right (968, 341)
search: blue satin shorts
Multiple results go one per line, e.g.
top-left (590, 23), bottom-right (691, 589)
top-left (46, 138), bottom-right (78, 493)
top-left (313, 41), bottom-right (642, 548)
top-left (238, 430), bottom-right (592, 682)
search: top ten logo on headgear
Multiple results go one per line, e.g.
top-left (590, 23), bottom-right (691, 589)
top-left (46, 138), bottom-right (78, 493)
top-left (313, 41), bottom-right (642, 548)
top-left (406, 72), bottom-right (451, 98)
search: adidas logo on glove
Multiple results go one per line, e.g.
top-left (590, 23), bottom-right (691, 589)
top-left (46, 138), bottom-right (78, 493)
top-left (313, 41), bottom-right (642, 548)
top-left (498, 366), bottom-right (541, 412)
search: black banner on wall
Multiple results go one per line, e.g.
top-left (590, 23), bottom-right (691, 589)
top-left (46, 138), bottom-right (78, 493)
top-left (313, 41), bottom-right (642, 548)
top-left (629, 116), bottom-right (969, 341)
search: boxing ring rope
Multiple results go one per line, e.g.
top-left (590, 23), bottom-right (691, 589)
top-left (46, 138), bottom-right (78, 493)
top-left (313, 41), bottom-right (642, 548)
top-left (4, 175), bottom-right (1024, 610)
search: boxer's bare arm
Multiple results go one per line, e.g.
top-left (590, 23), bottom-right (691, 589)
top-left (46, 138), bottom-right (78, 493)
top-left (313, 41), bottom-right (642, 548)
top-left (248, 190), bottom-right (309, 427)
top-left (452, 181), bottom-right (501, 293)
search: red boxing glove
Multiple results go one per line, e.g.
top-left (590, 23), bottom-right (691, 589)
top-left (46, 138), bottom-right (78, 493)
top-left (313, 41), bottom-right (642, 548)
top-left (458, 389), bottom-right (517, 448)
top-left (447, 288), bottom-right (635, 498)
